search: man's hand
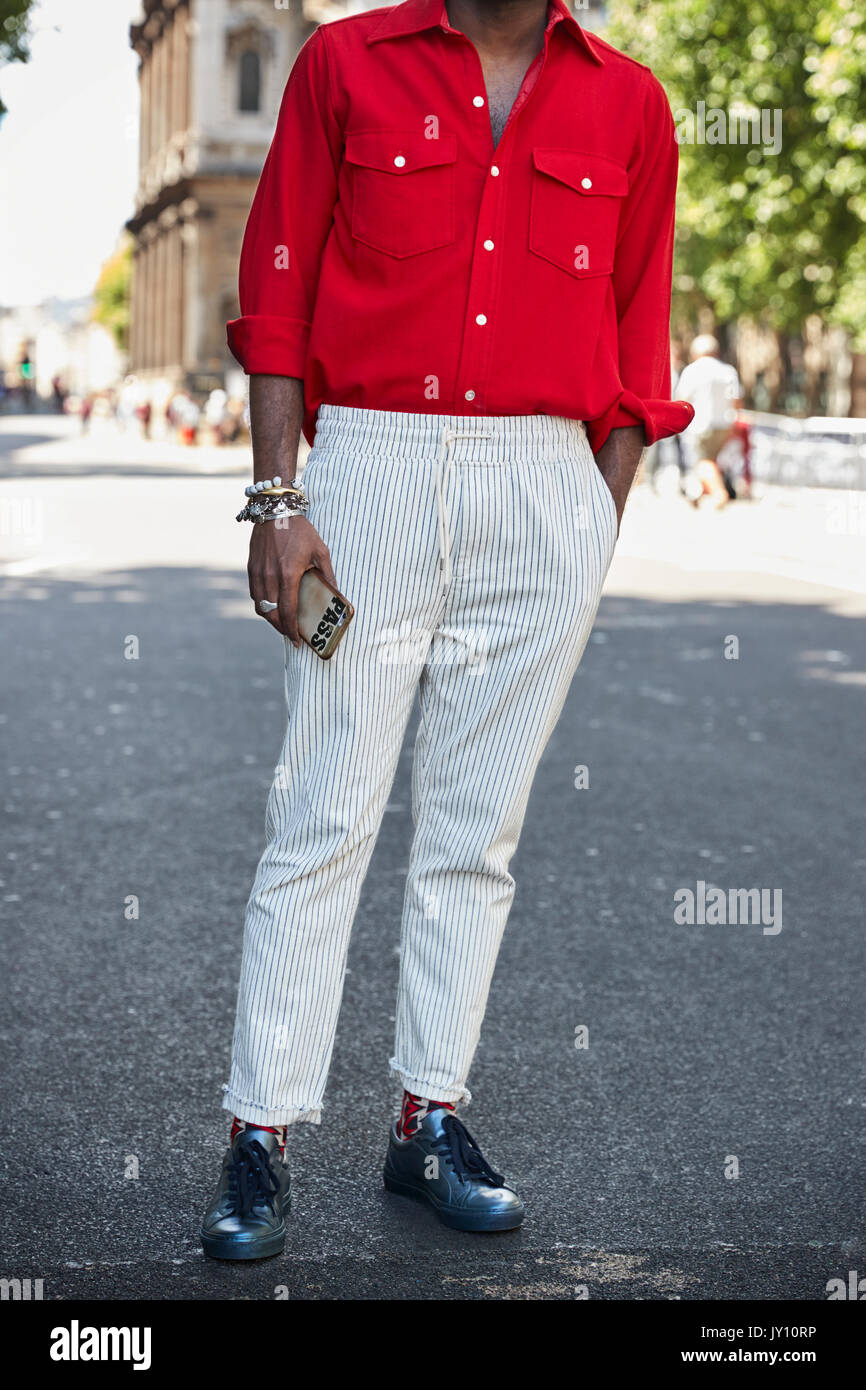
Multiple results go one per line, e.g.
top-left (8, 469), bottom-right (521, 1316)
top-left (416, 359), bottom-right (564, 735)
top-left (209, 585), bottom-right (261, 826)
top-left (249, 515), bottom-right (338, 646)
top-left (244, 374), bottom-right (340, 644)
top-left (593, 424), bottom-right (645, 533)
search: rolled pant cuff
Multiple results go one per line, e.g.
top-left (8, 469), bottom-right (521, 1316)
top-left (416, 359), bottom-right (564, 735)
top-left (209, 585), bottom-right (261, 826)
top-left (221, 1084), bottom-right (322, 1128)
top-left (389, 1061), bottom-right (471, 1108)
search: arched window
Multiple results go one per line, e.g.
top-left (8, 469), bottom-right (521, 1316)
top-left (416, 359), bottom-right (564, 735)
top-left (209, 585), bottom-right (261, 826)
top-left (238, 50), bottom-right (261, 113)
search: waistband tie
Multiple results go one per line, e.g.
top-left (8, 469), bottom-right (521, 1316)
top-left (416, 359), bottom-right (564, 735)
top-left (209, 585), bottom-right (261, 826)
top-left (434, 425), bottom-right (493, 590)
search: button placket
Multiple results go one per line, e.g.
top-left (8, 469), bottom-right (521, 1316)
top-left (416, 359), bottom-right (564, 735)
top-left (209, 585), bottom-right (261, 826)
top-left (448, 36), bottom-right (496, 408)
top-left (457, 156), bottom-right (506, 409)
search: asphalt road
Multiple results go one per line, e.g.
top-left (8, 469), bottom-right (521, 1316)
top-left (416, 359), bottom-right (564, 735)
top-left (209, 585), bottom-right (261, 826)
top-left (1, 416), bottom-right (864, 1300)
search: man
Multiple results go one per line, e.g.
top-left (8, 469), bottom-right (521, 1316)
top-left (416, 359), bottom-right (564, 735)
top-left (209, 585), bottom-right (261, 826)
top-left (677, 334), bottom-right (743, 507)
top-left (201, 0), bottom-right (693, 1259)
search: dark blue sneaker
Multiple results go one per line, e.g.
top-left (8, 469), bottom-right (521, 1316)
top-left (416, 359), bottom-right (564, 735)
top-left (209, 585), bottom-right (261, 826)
top-left (384, 1108), bottom-right (525, 1232)
top-left (200, 1127), bottom-right (291, 1260)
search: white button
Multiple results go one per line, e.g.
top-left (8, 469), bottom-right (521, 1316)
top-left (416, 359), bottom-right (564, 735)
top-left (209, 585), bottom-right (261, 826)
top-left (490, 165), bottom-right (500, 177)
top-left (475, 313), bottom-right (487, 326)
top-left (464, 389), bottom-right (476, 401)
top-left (483, 238), bottom-right (494, 251)
top-left (581, 176), bottom-right (592, 189)
top-left (394, 155), bottom-right (406, 168)
top-left (473, 95), bottom-right (485, 107)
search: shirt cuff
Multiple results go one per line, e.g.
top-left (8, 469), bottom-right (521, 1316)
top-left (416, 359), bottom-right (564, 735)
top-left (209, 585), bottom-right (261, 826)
top-left (586, 390), bottom-right (695, 454)
top-left (226, 315), bottom-right (310, 378)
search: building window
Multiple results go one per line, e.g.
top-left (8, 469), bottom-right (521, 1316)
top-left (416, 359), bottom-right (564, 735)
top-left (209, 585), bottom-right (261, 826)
top-left (238, 50), bottom-right (261, 113)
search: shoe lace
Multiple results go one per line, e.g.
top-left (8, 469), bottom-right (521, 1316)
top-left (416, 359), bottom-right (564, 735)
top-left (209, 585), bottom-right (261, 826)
top-left (436, 1114), bottom-right (504, 1187)
top-left (227, 1139), bottom-right (281, 1217)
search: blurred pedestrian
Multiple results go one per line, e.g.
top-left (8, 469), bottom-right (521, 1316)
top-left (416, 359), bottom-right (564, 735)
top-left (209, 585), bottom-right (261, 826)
top-left (219, 396), bottom-right (245, 444)
top-left (203, 387), bottom-right (229, 444)
top-left (677, 335), bottom-right (743, 508)
top-left (117, 375), bottom-right (142, 433)
top-left (178, 392), bottom-right (200, 445)
top-left (165, 391), bottom-right (181, 436)
top-left (717, 415), bottom-right (753, 500)
top-left (136, 400), bottom-right (153, 439)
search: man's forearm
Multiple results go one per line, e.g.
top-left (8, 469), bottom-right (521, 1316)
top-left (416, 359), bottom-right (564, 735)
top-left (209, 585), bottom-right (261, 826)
top-left (593, 424), bottom-right (645, 528)
top-left (244, 373), bottom-right (337, 647)
top-left (249, 375), bottom-right (305, 483)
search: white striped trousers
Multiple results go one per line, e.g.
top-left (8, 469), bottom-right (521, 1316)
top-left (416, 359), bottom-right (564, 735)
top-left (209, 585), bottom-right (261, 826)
top-left (223, 405), bottom-right (618, 1126)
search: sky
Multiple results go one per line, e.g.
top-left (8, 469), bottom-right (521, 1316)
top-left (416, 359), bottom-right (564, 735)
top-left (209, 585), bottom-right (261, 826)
top-left (0, 0), bottom-right (142, 307)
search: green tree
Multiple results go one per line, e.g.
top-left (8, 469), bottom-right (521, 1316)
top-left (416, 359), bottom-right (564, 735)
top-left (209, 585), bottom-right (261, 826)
top-left (808, 0), bottom-right (866, 347)
top-left (0, 0), bottom-right (34, 116)
top-left (92, 236), bottom-right (132, 353)
top-left (603, 0), bottom-right (866, 346)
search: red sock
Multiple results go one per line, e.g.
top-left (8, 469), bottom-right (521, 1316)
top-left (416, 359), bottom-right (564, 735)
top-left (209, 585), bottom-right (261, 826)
top-left (231, 1116), bottom-right (287, 1156)
top-left (397, 1090), bottom-right (455, 1139)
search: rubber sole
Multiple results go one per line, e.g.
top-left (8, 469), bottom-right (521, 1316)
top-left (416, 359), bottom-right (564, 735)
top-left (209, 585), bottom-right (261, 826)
top-left (383, 1167), bottom-right (525, 1233)
top-left (200, 1193), bottom-right (291, 1261)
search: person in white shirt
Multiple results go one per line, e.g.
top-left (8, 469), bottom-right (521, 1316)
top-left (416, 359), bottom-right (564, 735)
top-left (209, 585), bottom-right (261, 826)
top-left (677, 335), bottom-right (743, 507)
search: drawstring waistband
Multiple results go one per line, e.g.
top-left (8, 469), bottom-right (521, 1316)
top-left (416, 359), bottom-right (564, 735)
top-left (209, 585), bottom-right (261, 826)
top-left (312, 404), bottom-right (589, 464)
top-left (434, 425), bottom-right (493, 590)
top-left (310, 405), bottom-right (593, 592)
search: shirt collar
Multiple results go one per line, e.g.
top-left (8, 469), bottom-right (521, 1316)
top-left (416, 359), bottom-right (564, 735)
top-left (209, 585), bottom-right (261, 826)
top-left (366, 0), bottom-right (605, 66)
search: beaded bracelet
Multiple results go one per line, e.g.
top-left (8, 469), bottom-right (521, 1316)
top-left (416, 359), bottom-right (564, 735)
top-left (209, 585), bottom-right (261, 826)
top-left (236, 474), bottom-right (310, 524)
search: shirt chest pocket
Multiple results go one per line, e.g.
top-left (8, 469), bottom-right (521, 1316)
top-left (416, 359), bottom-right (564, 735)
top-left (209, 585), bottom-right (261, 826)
top-left (529, 149), bottom-right (629, 279)
top-left (345, 131), bottom-right (457, 259)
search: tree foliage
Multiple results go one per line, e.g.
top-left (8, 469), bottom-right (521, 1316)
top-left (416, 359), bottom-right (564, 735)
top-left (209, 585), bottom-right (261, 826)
top-left (0, 0), bottom-right (34, 116)
top-left (603, 0), bottom-right (866, 347)
top-left (92, 236), bottom-right (132, 352)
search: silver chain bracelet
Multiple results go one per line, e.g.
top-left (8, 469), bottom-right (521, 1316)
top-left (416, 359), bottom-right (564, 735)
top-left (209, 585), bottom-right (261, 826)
top-left (236, 474), bottom-right (309, 524)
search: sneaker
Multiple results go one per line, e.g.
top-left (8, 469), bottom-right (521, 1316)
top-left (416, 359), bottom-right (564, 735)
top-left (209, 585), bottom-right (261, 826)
top-left (200, 1126), bottom-right (291, 1260)
top-left (383, 1107), bottom-right (524, 1232)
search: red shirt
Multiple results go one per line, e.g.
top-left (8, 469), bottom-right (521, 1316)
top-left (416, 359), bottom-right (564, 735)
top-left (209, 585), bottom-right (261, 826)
top-left (227, 0), bottom-right (694, 452)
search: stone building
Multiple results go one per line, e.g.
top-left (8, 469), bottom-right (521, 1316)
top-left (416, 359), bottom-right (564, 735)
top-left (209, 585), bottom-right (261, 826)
top-left (127, 0), bottom-right (356, 405)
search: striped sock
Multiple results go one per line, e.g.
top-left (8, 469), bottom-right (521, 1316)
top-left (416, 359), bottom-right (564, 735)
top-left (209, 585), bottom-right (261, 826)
top-left (397, 1090), bottom-right (456, 1140)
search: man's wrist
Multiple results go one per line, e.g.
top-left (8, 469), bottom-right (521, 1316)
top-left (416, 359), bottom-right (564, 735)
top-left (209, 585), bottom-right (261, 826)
top-left (595, 424), bottom-right (644, 476)
top-left (252, 462), bottom-right (299, 486)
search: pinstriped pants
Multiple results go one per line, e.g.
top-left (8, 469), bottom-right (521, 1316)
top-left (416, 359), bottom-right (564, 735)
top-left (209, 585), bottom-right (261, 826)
top-left (223, 405), bottom-right (618, 1127)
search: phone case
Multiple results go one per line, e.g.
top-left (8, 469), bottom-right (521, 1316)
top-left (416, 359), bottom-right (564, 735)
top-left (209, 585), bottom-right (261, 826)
top-left (297, 568), bottom-right (355, 660)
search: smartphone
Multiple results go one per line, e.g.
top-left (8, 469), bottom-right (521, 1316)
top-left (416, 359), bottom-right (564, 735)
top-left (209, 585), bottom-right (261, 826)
top-left (297, 567), bottom-right (355, 660)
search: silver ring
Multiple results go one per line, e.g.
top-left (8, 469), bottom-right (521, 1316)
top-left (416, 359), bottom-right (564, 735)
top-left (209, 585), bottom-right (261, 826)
top-left (257, 599), bottom-right (278, 615)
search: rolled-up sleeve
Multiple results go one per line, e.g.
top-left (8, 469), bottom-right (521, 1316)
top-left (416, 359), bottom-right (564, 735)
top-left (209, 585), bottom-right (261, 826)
top-left (227, 28), bottom-right (341, 378)
top-left (585, 72), bottom-right (694, 454)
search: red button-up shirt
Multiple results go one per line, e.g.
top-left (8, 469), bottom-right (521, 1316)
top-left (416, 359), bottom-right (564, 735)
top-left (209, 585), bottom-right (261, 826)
top-left (227, 0), bottom-right (694, 452)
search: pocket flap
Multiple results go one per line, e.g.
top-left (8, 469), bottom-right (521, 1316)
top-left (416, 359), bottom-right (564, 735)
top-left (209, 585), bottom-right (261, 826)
top-left (532, 148), bottom-right (628, 197)
top-left (345, 131), bottom-right (457, 174)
